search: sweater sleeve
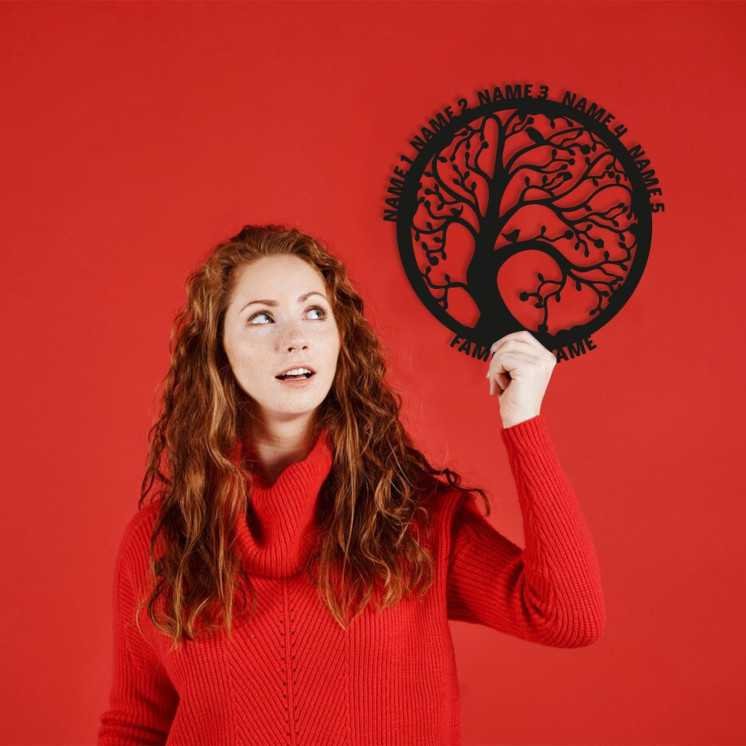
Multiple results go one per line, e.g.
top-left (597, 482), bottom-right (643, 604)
top-left (97, 515), bottom-right (179, 745)
top-left (446, 414), bottom-right (606, 647)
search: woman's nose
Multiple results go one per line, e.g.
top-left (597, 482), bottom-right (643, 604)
top-left (282, 323), bottom-right (309, 351)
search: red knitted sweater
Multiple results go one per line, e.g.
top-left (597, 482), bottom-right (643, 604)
top-left (97, 415), bottom-right (605, 745)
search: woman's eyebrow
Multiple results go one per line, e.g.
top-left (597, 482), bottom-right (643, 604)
top-left (239, 291), bottom-right (327, 313)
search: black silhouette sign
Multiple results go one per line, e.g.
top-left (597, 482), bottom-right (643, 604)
top-left (384, 84), bottom-right (664, 363)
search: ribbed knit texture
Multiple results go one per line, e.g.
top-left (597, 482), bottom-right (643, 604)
top-left (97, 415), bottom-right (605, 745)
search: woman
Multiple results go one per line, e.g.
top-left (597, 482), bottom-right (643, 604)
top-left (97, 224), bottom-right (605, 745)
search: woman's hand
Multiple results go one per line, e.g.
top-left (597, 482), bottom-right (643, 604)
top-left (485, 330), bottom-right (557, 429)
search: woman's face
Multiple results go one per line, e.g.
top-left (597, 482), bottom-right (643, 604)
top-left (222, 254), bottom-right (341, 426)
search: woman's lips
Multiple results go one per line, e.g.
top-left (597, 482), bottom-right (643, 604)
top-left (276, 372), bottom-right (316, 386)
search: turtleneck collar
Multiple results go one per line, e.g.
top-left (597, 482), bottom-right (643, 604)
top-left (231, 425), bottom-right (334, 579)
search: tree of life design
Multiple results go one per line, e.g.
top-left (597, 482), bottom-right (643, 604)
top-left (396, 98), bottom-right (652, 350)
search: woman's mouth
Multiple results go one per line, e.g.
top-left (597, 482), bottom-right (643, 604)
top-left (275, 370), bottom-right (316, 386)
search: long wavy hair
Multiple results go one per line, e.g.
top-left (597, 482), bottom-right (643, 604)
top-left (135, 223), bottom-right (490, 649)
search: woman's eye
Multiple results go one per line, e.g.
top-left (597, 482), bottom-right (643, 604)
top-left (247, 305), bottom-right (327, 325)
top-left (247, 311), bottom-right (270, 325)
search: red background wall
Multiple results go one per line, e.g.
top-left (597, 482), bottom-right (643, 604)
top-left (1, 2), bottom-right (744, 744)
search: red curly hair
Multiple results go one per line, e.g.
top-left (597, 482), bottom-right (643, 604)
top-left (135, 223), bottom-right (490, 649)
